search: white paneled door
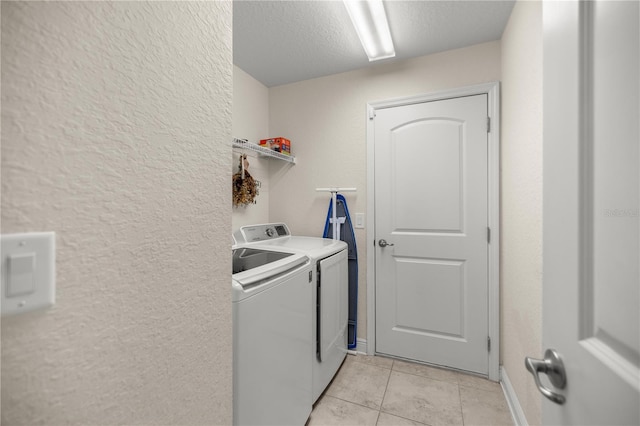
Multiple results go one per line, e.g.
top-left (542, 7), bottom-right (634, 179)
top-left (374, 94), bottom-right (489, 375)
top-left (537, 1), bottom-right (639, 423)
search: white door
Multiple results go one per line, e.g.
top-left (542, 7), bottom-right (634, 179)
top-left (374, 95), bottom-right (490, 375)
top-left (535, 1), bottom-right (639, 424)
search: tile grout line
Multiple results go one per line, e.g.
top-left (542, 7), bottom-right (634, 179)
top-left (391, 369), bottom-right (460, 386)
top-left (374, 410), bottom-right (381, 426)
top-left (378, 360), bottom-right (394, 412)
top-left (378, 361), bottom-right (429, 426)
top-left (380, 411), bottom-right (431, 426)
top-left (381, 362), bottom-right (447, 426)
top-left (373, 359), bottom-right (395, 425)
top-left (320, 394), bottom-right (382, 414)
top-left (349, 356), bottom-right (394, 371)
top-left (458, 381), bottom-right (466, 426)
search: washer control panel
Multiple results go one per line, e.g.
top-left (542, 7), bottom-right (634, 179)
top-left (233, 223), bottom-right (290, 243)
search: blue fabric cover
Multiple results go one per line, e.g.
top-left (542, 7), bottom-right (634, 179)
top-left (323, 194), bottom-right (358, 349)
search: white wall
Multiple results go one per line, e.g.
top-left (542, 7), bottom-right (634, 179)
top-left (268, 41), bottom-right (501, 343)
top-left (500, 1), bottom-right (543, 424)
top-left (1, 2), bottom-right (233, 424)
top-left (232, 66), bottom-right (271, 231)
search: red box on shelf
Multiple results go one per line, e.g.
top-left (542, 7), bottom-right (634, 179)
top-left (259, 137), bottom-right (291, 155)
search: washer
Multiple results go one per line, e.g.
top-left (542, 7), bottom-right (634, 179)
top-left (232, 246), bottom-right (313, 426)
top-left (233, 223), bottom-right (349, 403)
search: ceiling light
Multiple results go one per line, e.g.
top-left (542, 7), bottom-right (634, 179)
top-left (343, 0), bottom-right (395, 61)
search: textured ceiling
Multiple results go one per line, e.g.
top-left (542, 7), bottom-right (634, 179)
top-left (234, 0), bottom-right (515, 87)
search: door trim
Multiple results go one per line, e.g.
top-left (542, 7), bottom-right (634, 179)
top-left (366, 82), bottom-right (501, 381)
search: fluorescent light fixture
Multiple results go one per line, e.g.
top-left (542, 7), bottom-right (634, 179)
top-left (343, 0), bottom-right (395, 61)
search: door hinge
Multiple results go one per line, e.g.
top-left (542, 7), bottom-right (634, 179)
top-left (488, 336), bottom-right (491, 352)
top-left (369, 108), bottom-right (376, 120)
top-left (487, 117), bottom-right (491, 133)
top-left (487, 227), bottom-right (491, 244)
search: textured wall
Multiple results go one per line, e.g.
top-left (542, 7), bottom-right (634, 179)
top-left (232, 66), bottom-right (271, 230)
top-left (268, 41), bottom-right (501, 344)
top-left (1, 2), bottom-right (232, 425)
top-left (500, 1), bottom-right (543, 424)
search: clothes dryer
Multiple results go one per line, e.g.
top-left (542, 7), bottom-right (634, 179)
top-left (233, 223), bottom-right (348, 403)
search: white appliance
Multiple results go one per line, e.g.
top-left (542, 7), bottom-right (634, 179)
top-left (232, 246), bottom-right (313, 426)
top-left (233, 223), bottom-right (349, 402)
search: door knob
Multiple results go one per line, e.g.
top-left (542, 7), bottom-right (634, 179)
top-left (525, 349), bottom-right (567, 405)
top-left (378, 239), bottom-right (394, 248)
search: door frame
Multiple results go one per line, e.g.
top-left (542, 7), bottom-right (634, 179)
top-left (366, 82), bottom-right (501, 381)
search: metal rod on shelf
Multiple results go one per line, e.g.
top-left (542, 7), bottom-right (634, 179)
top-left (315, 188), bottom-right (357, 192)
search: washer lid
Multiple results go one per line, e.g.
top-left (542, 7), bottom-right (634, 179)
top-left (232, 248), bottom-right (309, 290)
top-left (248, 236), bottom-right (348, 260)
top-left (261, 236), bottom-right (345, 251)
top-left (233, 247), bottom-right (293, 274)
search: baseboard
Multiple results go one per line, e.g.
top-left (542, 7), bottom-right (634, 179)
top-left (500, 366), bottom-right (529, 426)
top-left (349, 338), bottom-right (367, 355)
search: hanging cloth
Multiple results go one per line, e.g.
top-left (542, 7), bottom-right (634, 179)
top-left (232, 154), bottom-right (258, 207)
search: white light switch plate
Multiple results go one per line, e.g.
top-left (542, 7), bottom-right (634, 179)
top-left (1, 232), bottom-right (55, 316)
top-left (355, 213), bottom-right (365, 229)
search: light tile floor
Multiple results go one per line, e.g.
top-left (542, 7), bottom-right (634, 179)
top-left (308, 354), bottom-right (513, 426)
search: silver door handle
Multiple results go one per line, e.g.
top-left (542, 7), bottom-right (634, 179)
top-left (378, 239), bottom-right (394, 248)
top-left (525, 349), bottom-right (567, 405)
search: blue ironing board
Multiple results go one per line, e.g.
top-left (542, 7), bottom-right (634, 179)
top-left (323, 194), bottom-right (358, 350)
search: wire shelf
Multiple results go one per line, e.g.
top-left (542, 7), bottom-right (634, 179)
top-left (232, 138), bottom-right (296, 164)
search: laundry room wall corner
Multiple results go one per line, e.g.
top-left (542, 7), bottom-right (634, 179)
top-left (233, 66), bottom-right (271, 229)
top-left (500, 0), bottom-right (543, 424)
